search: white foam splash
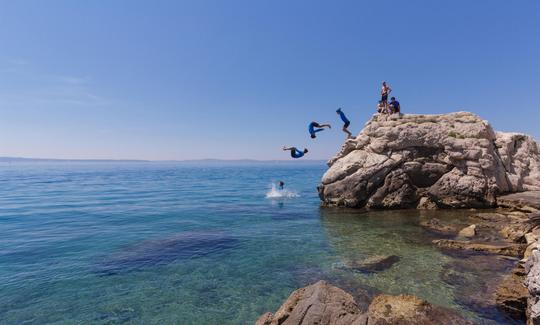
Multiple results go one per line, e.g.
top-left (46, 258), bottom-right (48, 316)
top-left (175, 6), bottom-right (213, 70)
top-left (265, 184), bottom-right (299, 199)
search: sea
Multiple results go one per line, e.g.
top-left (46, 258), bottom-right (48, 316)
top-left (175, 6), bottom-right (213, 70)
top-left (0, 162), bottom-right (519, 324)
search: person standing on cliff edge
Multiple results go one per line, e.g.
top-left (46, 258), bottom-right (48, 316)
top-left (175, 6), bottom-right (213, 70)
top-left (381, 81), bottom-right (392, 111)
top-left (336, 108), bottom-right (353, 139)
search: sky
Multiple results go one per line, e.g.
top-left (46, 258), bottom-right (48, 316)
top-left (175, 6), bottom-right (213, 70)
top-left (0, 0), bottom-right (538, 160)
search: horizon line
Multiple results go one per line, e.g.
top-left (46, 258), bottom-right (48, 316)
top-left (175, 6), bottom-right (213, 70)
top-left (0, 156), bottom-right (327, 163)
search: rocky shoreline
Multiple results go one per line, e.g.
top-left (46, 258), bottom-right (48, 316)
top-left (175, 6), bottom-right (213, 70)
top-left (256, 280), bottom-right (472, 325)
top-left (256, 113), bottom-right (540, 324)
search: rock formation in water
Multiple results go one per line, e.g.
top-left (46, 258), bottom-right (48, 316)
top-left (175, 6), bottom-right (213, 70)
top-left (95, 231), bottom-right (237, 275)
top-left (255, 280), bottom-right (470, 325)
top-left (318, 112), bottom-right (540, 209)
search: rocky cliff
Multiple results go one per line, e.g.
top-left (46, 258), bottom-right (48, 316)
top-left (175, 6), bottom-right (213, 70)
top-left (318, 112), bottom-right (540, 209)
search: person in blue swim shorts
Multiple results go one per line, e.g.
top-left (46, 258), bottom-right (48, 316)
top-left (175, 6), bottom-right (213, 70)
top-left (282, 146), bottom-right (308, 159)
top-left (308, 121), bottom-right (331, 139)
top-left (336, 108), bottom-right (352, 139)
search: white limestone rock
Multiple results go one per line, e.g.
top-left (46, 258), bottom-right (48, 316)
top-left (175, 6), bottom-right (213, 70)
top-left (318, 112), bottom-right (540, 209)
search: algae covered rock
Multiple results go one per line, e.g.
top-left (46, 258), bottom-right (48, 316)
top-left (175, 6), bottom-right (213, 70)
top-left (367, 294), bottom-right (471, 325)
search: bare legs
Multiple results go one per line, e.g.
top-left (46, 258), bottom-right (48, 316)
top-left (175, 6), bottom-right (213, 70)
top-left (343, 126), bottom-right (353, 139)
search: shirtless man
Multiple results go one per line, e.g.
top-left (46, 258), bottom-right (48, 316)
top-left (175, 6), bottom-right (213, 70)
top-left (381, 81), bottom-right (392, 111)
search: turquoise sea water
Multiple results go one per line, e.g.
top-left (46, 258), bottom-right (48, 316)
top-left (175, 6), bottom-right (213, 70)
top-left (0, 162), bottom-right (518, 324)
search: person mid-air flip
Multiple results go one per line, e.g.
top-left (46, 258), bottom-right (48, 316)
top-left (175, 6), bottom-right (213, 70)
top-left (283, 146), bottom-right (308, 159)
top-left (336, 108), bottom-right (353, 139)
top-left (308, 121), bottom-right (331, 138)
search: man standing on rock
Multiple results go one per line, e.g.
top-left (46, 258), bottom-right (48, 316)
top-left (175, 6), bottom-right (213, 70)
top-left (381, 81), bottom-right (392, 111)
top-left (336, 108), bottom-right (353, 138)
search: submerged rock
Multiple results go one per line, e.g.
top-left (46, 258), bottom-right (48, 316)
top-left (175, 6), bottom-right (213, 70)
top-left (433, 239), bottom-right (526, 257)
top-left (440, 254), bottom-right (516, 317)
top-left (495, 266), bottom-right (527, 320)
top-left (318, 112), bottom-right (540, 209)
top-left (420, 218), bottom-right (457, 235)
top-left (367, 294), bottom-right (471, 325)
top-left (256, 281), bottom-right (471, 325)
top-left (457, 224), bottom-right (477, 238)
top-left (338, 255), bottom-right (400, 273)
top-left (96, 231), bottom-right (238, 275)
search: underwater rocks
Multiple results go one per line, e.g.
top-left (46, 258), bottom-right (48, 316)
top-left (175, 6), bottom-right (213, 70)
top-left (420, 218), bottom-right (458, 236)
top-left (457, 224), bottom-right (477, 238)
top-left (366, 294), bottom-right (471, 325)
top-left (337, 255), bottom-right (400, 273)
top-left (440, 254), bottom-right (516, 317)
top-left (432, 239), bottom-right (526, 257)
top-left (255, 281), bottom-right (470, 325)
top-left (96, 231), bottom-right (238, 275)
top-left (318, 112), bottom-right (540, 209)
top-left (495, 265), bottom-right (528, 321)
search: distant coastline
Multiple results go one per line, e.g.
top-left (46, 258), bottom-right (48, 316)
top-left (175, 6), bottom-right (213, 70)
top-left (0, 156), bottom-right (326, 165)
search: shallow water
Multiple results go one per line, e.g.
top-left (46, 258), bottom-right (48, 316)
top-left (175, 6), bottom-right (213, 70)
top-left (0, 162), bottom-right (519, 324)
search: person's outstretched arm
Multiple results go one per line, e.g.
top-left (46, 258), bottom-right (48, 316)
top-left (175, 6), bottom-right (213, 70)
top-left (320, 124), bottom-right (331, 128)
top-left (282, 146), bottom-right (294, 151)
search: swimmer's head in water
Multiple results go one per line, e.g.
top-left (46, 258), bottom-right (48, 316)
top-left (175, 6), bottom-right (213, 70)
top-left (336, 108), bottom-right (342, 113)
top-left (303, 149), bottom-right (309, 154)
top-left (311, 134), bottom-right (316, 139)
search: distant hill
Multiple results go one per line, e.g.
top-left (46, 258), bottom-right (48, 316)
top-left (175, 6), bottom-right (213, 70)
top-left (0, 157), bottom-right (148, 163)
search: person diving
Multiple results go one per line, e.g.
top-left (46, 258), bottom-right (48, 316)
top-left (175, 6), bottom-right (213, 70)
top-left (308, 121), bottom-right (331, 138)
top-left (282, 146), bottom-right (308, 159)
top-left (336, 108), bottom-right (353, 139)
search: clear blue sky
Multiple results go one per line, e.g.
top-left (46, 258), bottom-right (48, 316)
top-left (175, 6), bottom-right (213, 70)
top-left (0, 0), bottom-right (538, 160)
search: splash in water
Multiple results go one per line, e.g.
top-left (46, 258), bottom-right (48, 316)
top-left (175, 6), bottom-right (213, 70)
top-left (265, 183), bottom-right (299, 199)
